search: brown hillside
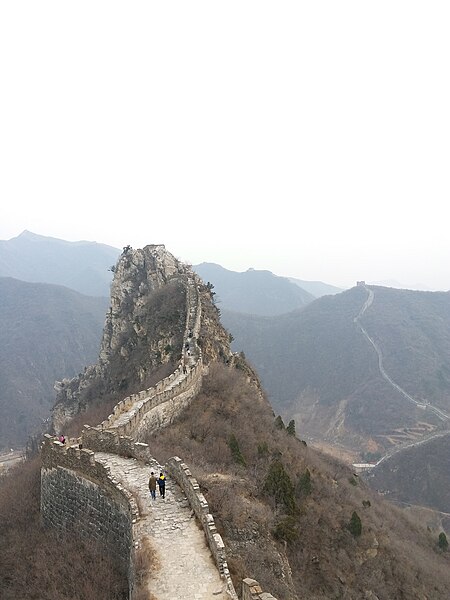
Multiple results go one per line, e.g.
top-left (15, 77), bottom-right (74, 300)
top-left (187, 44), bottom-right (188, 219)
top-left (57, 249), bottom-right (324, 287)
top-left (221, 285), bottom-right (450, 460)
top-left (146, 362), bottom-right (450, 600)
top-left (0, 277), bottom-right (108, 449)
top-left (31, 246), bottom-right (450, 599)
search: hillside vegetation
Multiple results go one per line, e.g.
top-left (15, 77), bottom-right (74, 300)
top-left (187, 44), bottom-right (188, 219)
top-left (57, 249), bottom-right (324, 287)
top-left (0, 458), bottom-right (128, 599)
top-left (0, 277), bottom-right (108, 449)
top-left (147, 362), bottom-right (450, 599)
top-left (7, 366), bottom-right (450, 599)
top-left (222, 285), bottom-right (450, 458)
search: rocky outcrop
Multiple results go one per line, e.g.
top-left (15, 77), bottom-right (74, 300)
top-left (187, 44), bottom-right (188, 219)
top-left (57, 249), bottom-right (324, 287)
top-left (197, 281), bottom-right (233, 365)
top-left (52, 244), bottom-right (233, 434)
top-left (99, 244), bottom-right (182, 363)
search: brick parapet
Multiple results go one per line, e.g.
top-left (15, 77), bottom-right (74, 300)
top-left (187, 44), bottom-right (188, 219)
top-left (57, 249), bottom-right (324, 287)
top-left (242, 579), bottom-right (278, 600)
top-left (167, 456), bottom-right (238, 600)
top-left (96, 274), bottom-right (204, 439)
top-left (41, 434), bottom-right (139, 519)
top-left (40, 435), bottom-right (140, 597)
top-left (82, 426), bottom-right (154, 464)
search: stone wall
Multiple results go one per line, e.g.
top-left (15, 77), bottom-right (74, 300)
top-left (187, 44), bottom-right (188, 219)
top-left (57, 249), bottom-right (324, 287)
top-left (40, 435), bottom-right (139, 595)
top-left (167, 456), bottom-right (238, 600)
top-left (242, 578), bottom-right (278, 600)
top-left (98, 358), bottom-right (204, 439)
top-left (82, 427), bottom-right (153, 463)
top-left (40, 260), bottom-right (279, 598)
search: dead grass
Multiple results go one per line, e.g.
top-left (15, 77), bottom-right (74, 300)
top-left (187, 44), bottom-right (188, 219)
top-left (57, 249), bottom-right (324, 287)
top-left (144, 361), bottom-right (450, 600)
top-left (133, 535), bottom-right (158, 599)
top-left (0, 457), bottom-right (128, 600)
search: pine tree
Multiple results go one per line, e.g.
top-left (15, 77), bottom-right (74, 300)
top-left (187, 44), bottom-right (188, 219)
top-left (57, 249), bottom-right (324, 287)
top-left (286, 419), bottom-right (296, 436)
top-left (263, 459), bottom-right (296, 515)
top-left (297, 468), bottom-right (312, 496)
top-left (438, 532), bottom-right (448, 551)
top-left (347, 511), bottom-right (362, 537)
top-left (228, 434), bottom-right (246, 466)
top-left (274, 415), bottom-right (285, 430)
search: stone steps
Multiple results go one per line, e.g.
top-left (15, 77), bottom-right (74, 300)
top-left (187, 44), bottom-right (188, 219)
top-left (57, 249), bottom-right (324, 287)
top-left (95, 453), bottom-right (229, 600)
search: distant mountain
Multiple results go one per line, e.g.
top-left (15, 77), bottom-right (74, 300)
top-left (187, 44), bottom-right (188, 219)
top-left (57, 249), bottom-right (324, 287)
top-left (0, 277), bottom-right (108, 449)
top-left (5, 248), bottom-right (450, 600)
top-left (366, 433), bottom-right (450, 514)
top-left (372, 279), bottom-right (435, 292)
top-left (289, 277), bottom-right (343, 297)
top-left (0, 230), bottom-right (121, 297)
top-left (221, 285), bottom-right (450, 460)
top-left (193, 262), bottom-right (315, 316)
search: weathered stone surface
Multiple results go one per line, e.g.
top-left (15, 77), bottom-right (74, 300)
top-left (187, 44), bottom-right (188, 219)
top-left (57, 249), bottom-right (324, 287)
top-left (42, 244), bottom-right (278, 600)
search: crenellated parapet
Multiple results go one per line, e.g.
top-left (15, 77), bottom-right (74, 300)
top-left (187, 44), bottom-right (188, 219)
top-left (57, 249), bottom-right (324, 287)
top-left (82, 426), bottom-right (154, 463)
top-left (41, 249), bottom-right (276, 599)
top-left (98, 359), bottom-right (203, 436)
top-left (90, 269), bottom-right (205, 441)
top-left (167, 456), bottom-right (238, 600)
top-left (242, 578), bottom-right (278, 600)
top-left (40, 434), bottom-right (140, 595)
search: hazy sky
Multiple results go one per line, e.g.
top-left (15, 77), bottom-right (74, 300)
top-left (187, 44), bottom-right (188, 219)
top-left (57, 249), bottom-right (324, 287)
top-left (1, 2), bottom-right (449, 290)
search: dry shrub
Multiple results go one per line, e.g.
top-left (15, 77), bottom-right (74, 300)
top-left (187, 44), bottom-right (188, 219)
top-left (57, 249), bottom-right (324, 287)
top-left (0, 457), bottom-right (128, 600)
top-left (142, 361), bottom-right (450, 599)
top-left (133, 535), bottom-right (158, 599)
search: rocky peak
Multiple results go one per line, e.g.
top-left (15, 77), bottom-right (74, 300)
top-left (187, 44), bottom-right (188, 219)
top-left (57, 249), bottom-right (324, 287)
top-left (52, 243), bottom-right (234, 433)
top-left (100, 244), bottom-right (184, 363)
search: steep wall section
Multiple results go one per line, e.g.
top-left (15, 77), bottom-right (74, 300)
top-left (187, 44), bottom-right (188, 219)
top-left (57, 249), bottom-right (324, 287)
top-left (40, 435), bottom-right (138, 580)
top-left (52, 244), bottom-right (190, 433)
top-left (42, 244), bottom-right (259, 598)
top-left (167, 456), bottom-right (238, 600)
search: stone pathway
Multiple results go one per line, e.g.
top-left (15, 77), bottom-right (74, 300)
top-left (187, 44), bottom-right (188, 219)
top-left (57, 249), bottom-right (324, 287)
top-left (95, 453), bottom-right (229, 600)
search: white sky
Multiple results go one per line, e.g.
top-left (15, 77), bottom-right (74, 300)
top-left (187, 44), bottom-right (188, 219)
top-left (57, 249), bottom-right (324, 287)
top-left (1, 2), bottom-right (449, 290)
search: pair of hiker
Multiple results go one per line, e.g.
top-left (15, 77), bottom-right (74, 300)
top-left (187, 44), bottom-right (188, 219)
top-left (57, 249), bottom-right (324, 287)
top-left (148, 471), bottom-right (166, 500)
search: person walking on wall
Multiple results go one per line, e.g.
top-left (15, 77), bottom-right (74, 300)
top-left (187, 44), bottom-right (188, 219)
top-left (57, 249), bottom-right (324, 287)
top-left (158, 472), bottom-right (166, 499)
top-left (148, 471), bottom-right (157, 500)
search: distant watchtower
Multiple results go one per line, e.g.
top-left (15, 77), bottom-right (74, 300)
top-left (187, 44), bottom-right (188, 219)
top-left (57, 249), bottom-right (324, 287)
top-left (356, 280), bottom-right (366, 287)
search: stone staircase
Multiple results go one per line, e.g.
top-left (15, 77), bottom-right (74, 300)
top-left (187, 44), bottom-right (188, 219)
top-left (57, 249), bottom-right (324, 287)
top-left (95, 452), bottom-right (229, 599)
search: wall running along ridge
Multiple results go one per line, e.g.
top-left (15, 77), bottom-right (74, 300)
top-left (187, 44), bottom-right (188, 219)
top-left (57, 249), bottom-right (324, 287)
top-left (40, 251), bottom-right (278, 599)
top-left (40, 435), bottom-right (138, 587)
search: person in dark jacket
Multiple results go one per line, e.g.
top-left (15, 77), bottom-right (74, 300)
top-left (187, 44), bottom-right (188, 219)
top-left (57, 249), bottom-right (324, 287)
top-left (158, 472), bottom-right (166, 499)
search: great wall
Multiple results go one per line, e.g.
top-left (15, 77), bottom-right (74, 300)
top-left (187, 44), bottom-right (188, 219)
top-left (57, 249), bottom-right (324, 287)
top-left (40, 245), bottom-right (277, 600)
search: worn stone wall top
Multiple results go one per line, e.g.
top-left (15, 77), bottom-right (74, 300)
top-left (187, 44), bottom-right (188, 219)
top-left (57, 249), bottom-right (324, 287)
top-left (167, 456), bottom-right (238, 600)
top-left (242, 578), bottom-right (278, 600)
top-left (41, 434), bottom-right (139, 519)
top-left (42, 244), bottom-right (280, 599)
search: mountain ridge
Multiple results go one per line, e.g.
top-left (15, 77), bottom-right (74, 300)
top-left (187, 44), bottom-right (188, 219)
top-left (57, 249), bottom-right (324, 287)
top-left (0, 230), bottom-right (121, 297)
top-left (45, 244), bottom-right (450, 599)
top-left (0, 276), bottom-right (108, 449)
